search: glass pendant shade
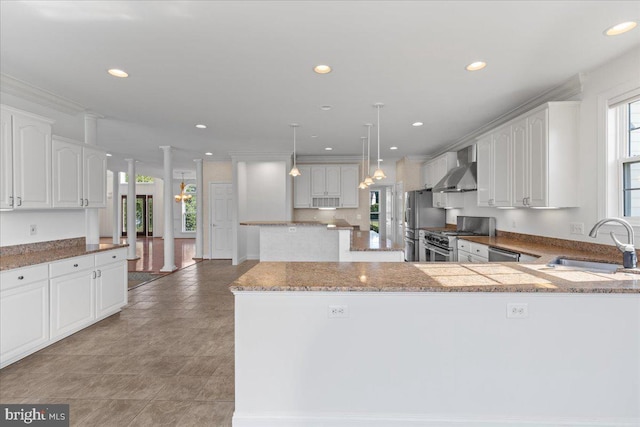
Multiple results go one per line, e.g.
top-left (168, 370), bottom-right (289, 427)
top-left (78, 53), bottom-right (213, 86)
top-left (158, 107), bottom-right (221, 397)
top-left (289, 123), bottom-right (301, 177)
top-left (174, 175), bottom-right (192, 203)
top-left (289, 166), bottom-right (301, 177)
top-left (373, 167), bottom-right (386, 180)
top-left (373, 103), bottom-right (385, 180)
top-left (364, 176), bottom-right (374, 186)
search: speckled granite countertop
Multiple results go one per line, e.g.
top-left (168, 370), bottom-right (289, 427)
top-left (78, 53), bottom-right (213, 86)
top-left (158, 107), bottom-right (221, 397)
top-left (241, 220), bottom-right (353, 230)
top-left (230, 262), bottom-right (640, 294)
top-left (0, 238), bottom-right (128, 271)
top-left (350, 230), bottom-right (403, 252)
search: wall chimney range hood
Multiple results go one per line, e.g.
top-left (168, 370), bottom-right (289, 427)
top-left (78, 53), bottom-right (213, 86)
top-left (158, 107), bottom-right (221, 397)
top-left (432, 145), bottom-right (477, 193)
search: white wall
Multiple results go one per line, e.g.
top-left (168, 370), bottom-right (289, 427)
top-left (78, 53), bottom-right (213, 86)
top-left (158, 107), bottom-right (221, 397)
top-left (447, 48), bottom-right (640, 248)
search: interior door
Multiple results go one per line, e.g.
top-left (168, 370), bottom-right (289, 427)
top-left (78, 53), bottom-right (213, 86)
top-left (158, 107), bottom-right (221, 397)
top-left (121, 195), bottom-right (152, 237)
top-left (210, 182), bottom-right (233, 259)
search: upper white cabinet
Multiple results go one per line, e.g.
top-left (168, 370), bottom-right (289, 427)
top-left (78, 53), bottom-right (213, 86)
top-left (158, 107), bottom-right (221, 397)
top-left (293, 165), bottom-right (312, 208)
top-left (433, 192), bottom-right (464, 209)
top-left (339, 165), bottom-right (359, 208)
top-left (477, 101), bottom-right (579, 208)
top-left (421, 152), bottom-right (457, 189)
top-left (51, 136), bottom-right (108, 209)
top-left (1, 106), bottom-right (53, 209)
top-left (294, 164), bottom-right (359, 209)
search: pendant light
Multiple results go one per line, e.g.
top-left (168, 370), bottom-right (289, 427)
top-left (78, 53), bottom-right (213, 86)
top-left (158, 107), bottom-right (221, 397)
top-left (358, 136), bottom-right (367, 189)
top-left (373, 103), bottom-right (386, 180)
top-left (364, 123), bottom-right (374, 186)
top-left (289, 123), bottom-right (301, 177)
top-left (174, 173), bottom-right (192, 203)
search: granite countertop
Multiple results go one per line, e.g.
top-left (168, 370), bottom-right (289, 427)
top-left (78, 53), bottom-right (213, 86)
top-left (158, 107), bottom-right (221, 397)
top-left (241, 219), bottom-right (353, 230)
top-left (0, 238), bottom-right (128, 271)
top-left (350, 230), bottom-right (403, 252)
top-left (229, 261), bottom-right (640, 294)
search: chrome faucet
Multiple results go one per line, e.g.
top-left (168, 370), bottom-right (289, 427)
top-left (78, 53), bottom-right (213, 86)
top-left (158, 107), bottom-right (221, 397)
top-left (588, 218), bottom-right (637, 269)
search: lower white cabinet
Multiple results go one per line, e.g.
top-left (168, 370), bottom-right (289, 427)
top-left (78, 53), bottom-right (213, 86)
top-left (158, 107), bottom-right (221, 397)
top-left (0, 265), bottom-right (50, 367)
top-left (50, 269), bottom-right (95, 340)
top-left (457, 239), bottom-right (489, 263)
top-left (96, 257), bottom-right (127, 318)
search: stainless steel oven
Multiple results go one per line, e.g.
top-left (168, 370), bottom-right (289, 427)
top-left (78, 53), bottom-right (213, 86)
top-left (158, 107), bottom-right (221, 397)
top-left (425, 242), bottom-right (455, 262)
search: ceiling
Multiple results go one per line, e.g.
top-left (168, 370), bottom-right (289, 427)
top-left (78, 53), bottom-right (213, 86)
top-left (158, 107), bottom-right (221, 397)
top-left (1, 1), bottom-right (639, 176)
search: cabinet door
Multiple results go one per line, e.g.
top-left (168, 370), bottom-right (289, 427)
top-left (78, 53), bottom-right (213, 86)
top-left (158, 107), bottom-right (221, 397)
top-left (12, 114), bottom-right (52, 209)
top-left (293, 165), bottom-right (311, 208)
top-left (311, 167), bottom-right (327, 196)
top-left (96, 261), bottom-right (127, 318)
top-left (432, 192), bottom-right (443, 208)
top-left (0, 280), bottom-right (49, 367)
top-left (0, 109), bottom-right (12, 209)
top-left (492, 125), bottom-right (512, 207)
top-left (325, 166), bottom-right (341, 196)
top-left (83, 146), bottom-right (107, 208)
top-left (476, 134), bottom-right (492, 207)
top-left (50, 270), bottom-right (95, 340)
top-left (52, 138), bottom-right (83, 208)
top-left (511, 118), bottom-right (528, 207)
top-left (434, 156), bottom-right (449, 184)
top-left (420, 162), bottom-right (429, 189)
top-left (340, 165), bottom-right (359, 208)
top-left (528, 109), bottom-right (548, 207)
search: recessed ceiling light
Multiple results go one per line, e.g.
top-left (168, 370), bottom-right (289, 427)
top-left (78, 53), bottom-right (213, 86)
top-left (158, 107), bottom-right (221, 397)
top-left (378, 158), bottom-right (383, 162)
top-left (195, 124), bottom-right (207, 129)
top-left (325, 147), bottom-right (333, 151)
top-left (106, 153), bottom-right (112, 157)
top-left (313, 64), bottom-right (332, 74)
top-left (320, 105), bottom-right (332, 111)
top-left (465, 61), bottom-right (487, 71)
top-left (311, 135), bottom-right (318, 138)
top-left (412, 122), bottom-right (423, 127)
top-left (205, 152), bottom-right (213, 156)
top-left (390, 146), bottom-right (398, 150)
top-left (605, 21), bottom-right (637, 36)
top-left (107, 68), bottom-right (128, 78)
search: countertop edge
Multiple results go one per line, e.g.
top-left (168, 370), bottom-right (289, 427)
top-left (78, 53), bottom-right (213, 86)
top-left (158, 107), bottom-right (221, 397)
top-left (0, 244), bottom-right (129, 271)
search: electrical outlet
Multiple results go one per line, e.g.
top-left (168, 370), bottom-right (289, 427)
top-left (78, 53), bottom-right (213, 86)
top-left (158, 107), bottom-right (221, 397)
top-left (288, 227), bottom-right (296, 233)
top-left (328, 305), bottom-right (349, 318)
top-left (29, 224), bottom-right (37, 236)
top-left (507, 303), bottom-right (529, 319)
top-left (570, 223), bottom-right (584, 235)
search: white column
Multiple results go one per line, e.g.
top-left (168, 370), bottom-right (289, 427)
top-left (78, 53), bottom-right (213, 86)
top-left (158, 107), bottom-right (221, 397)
top-left (112, 170), bottom-right (120, 244)
top-left (125, 159), bottom-right (138, 260)
top-left (160, 146), bottom-right (176, 272)
top-left (194, 159), bottom-right (204, 259)
top-left (84, 113), bottom-right (100, 244)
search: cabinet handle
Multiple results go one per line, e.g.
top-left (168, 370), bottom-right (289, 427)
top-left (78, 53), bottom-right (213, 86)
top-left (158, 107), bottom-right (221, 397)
top-left (85, 199), bottom-right (89, 206)
top-left (467, 255), bottom-right (473, 262)
top-left (17, 196), bottom-right (22, 206)
top-left (73, 263), bottom-right (79, 267)
top-left (80, 199), bottom-right (84, 206)
top-left (92, 271), bottom-right (97, 279)
top-left (112, 255), bottom-right (117, 259)
top-left (97, 270), bottom-right (102, 277)
top-left (17, 275), bottom-right (24, 280)
top-left (9, 196), bottom-right (13, 207)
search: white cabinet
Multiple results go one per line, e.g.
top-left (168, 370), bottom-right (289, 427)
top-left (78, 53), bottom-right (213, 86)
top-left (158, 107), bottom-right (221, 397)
top-left (311, 165), bottom-right (341, 196)
top-left (478, 102), bottom-right (579, 208)
top-left (52, 137), bottom-right (107, 208)
top-left (1, 106), bottom-right (53, 209)
top-left (95, 248), bottom-right (127, 318)
top-left (49, 255), bottom-right (96, 340)
top-left (432, 191), bottom-right (464, 209)
top-left (457, 239), bottom-right (489, 263)
top-left (340, 165), bottom-right (359, 208)
top-left (477, 125), bottom-right (511, 207)
top-left (293, 165), bottom-right (312, 208)
top-left (0, 265), bottom-right (49, 367)
top-left (421, 152), bottom-right (457, 189)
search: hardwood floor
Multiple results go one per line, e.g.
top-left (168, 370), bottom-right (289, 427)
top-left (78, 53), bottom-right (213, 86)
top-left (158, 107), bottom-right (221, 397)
top-left (100, 237), bottom-right (200, 273)
top-left (0, 260), bottom-right (258, 426)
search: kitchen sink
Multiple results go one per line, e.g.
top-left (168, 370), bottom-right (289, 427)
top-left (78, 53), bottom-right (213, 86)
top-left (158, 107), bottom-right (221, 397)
top-left (546, 257), bottom-right (620, 274)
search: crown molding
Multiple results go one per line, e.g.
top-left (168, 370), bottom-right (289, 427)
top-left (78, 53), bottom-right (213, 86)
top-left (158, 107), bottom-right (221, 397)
top-left (1, 73), bottom-right (86, 115)
top-left (434, 73), bottom-right (585, 156)
top-left (229, 152), bottom-right (292, 162)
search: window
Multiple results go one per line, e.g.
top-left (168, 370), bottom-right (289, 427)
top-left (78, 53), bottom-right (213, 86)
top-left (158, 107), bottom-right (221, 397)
top-left (370, 190), bottom-right (379, 233)
top-left (120, 173), bottom-right (154, 184)
top-left (610, 94), bottom-right (640, 219)
top-left (182, 184), bottom-right (197, 232)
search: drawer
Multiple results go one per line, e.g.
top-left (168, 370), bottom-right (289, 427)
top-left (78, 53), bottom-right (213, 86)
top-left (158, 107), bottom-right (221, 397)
top-left (470, 242), bottom-right (489, 259)
top-left (49, 255), bottom-right (95, 278)
top-left (0, 264), bottom-right (49, 291)
top-left (457, 239), bottom-right (471, 252)
top-left (95, 248), bottom-right (127, 266)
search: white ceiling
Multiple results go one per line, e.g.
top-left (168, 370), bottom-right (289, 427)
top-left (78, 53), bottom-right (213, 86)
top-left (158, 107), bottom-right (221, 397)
top-left (1, 1), bottom-right (639, 175)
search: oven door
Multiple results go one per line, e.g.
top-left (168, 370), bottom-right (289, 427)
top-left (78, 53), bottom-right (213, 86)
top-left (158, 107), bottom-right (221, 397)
top-left (404, 237), bottom-right (416, 262)
top-left (425, 243), bottom-right (454, 262)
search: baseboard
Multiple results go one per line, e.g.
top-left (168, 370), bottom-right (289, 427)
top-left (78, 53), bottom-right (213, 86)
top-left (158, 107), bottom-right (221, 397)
top-left (232, 413), bottom-right (640, 427)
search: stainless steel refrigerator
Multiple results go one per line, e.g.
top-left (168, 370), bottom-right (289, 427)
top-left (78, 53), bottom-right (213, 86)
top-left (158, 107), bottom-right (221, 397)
top-left (404, 190), bottom-right (446, 261)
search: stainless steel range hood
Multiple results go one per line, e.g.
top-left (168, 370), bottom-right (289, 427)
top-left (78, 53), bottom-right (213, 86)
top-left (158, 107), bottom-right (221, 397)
top-left (432, 145), bottom-right (477, 193)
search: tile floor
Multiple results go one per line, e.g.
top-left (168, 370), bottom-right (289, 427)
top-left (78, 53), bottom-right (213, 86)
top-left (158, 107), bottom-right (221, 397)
top-left (0, 259), bottom-right (258, 426)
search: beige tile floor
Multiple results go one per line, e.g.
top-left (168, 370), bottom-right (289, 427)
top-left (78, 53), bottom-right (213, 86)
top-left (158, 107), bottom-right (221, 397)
top-left (0, 260), bottom-right (258, 426)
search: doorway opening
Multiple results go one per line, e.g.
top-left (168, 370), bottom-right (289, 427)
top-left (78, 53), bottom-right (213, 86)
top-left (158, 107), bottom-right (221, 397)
top-left (369, 190), bottom-right (380, 233)
top-left (121, 195), bottom-right (153, 237)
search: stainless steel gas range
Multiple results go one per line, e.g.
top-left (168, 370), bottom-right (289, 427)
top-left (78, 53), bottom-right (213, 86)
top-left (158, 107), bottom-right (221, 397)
top-left (422, 216), bottom-right (495, 262)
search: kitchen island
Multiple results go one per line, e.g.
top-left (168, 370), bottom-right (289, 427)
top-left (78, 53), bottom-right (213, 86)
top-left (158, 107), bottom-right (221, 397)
top-left (231, 261), bottom-right (640, 427)
top-left (241, 220), bottom-right (404, 262)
